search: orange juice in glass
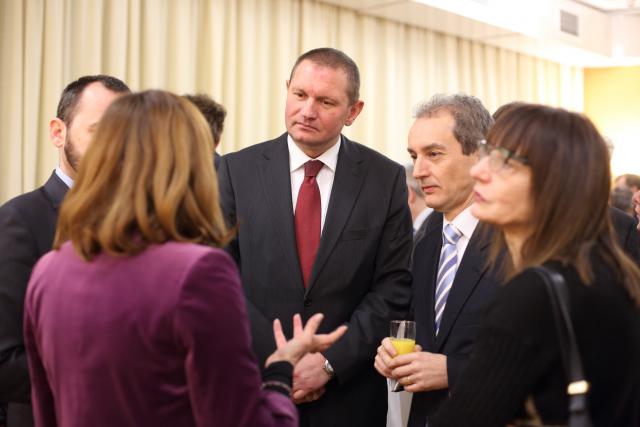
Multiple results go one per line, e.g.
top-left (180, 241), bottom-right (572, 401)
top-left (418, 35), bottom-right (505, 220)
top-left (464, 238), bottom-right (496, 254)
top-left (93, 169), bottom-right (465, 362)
top-left (389, 320), bottom-right (416, 391)
top-left (390, 320), bottom-right (416, 354)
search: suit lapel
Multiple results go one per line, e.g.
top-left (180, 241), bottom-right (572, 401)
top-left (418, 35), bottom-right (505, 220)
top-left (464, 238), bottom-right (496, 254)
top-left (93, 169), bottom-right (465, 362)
top-left (435, 223), bottom-right (491, 351)
top-left (413, 213), bottom-right (443, 351)
top-left (258, 135), bottom-right (305, 293)
top-left (305, 136), bottom-right (364, 294)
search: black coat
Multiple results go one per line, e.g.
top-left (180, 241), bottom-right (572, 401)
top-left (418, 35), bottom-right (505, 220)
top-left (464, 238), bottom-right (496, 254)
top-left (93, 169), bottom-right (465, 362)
top-left (0, 172), bottom-right (68, 427)
top-left (218, 134), bottom-right (413, 427)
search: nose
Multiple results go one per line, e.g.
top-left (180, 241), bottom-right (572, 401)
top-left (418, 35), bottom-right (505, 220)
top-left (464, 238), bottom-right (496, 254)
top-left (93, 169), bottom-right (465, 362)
top-left (301, 99), bottom-right (318, 120)
top-left (470, 156), bottom-right (490, 182)
top-left (413, 157), bottom-right (431, 180)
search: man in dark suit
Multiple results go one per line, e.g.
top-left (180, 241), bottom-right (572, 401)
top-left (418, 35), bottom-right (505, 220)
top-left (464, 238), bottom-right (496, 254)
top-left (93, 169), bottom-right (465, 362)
top-left (0, 75), bottom-right (129, 427)
top-left (218, 48), bottom-right (413, 427)
top-left (374, 94), bottom-right (498, 426)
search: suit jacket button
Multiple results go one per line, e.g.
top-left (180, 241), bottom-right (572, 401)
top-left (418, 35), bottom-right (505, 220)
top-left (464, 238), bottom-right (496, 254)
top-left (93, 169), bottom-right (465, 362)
top-left (303, 298), bottom-right (312, 307)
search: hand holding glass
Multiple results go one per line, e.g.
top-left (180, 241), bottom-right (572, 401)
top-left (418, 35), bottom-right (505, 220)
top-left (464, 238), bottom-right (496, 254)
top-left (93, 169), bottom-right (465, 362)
top-left (389, 320), bottom-right (415, 391)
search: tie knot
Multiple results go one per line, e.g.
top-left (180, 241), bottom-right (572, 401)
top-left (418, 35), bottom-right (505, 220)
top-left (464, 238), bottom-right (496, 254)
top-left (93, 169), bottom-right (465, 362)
top-left (304, 160), bottom-right (324, 178)
top-left (443, 224), bottom-right (461, 245)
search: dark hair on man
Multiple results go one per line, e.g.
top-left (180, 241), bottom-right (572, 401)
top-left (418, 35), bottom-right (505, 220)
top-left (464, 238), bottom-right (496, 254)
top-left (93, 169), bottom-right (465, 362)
top-left (183, 94), bottom-right (227, 146)
top-left (413, 94), bottom-right (493, 155)
top-left (289, 47), bottom-right (360, 105)
top-left (56, 75), bottom-right (130, 127)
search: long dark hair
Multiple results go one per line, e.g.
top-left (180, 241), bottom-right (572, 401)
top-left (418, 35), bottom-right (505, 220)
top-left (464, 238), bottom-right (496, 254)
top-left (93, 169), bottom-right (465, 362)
top-left (488, 103), bottom-right (640, 305)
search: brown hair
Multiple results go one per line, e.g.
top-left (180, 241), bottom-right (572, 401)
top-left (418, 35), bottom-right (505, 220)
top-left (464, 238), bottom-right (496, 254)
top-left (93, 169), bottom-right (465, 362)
top-left (290, 47), bottom-right (360, 105)
top-left (54, 90), bottom-right (231, 260)
top-left (488, 103), bottom-right (640, 305)
top-left (183, 93), bottom-right (227, 146)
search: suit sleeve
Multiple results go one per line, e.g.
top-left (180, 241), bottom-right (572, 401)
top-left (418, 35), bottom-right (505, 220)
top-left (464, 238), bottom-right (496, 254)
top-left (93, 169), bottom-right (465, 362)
top-left (217, 155), bottom-right (278, 366)
top-left (323, 166), bottom-right (413, 384)
top-left (0, 203), bottom-right (35, 402)
top-left (176, 250), bottom-right (297, 427)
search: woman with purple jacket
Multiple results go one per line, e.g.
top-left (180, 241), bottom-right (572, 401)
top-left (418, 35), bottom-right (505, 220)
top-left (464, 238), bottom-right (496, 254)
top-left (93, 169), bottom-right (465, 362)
top-left (23, 90), bottom-right (346, 427)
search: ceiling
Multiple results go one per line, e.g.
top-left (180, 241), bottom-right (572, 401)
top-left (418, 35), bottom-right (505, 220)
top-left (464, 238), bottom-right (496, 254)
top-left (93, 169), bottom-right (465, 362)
top-left (576, 0), bottom-right (640, 13)
top-left (316, 0), bottom-right (640, 66)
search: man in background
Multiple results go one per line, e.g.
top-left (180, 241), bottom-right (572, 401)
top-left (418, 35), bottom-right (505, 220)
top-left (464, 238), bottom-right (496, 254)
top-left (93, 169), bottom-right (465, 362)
top-left (375, 94), bottom-right (499, 426)
top-left (218, 47), bottom-right (413, 427)
top-left (0, 75), bottom-right (129, 427)
top-left (184, 93), bottom-right (227, 168)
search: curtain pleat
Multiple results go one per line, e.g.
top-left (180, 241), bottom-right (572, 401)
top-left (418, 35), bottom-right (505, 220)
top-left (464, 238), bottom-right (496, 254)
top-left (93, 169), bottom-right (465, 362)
top-left (0, 0), bottom-right (583, 203)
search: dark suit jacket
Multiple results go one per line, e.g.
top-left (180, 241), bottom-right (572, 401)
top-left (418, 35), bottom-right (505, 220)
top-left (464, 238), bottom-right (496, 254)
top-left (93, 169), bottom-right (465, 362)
top-left (408, 212), bottom-right (501, 427)
top-left (610, 206), bottom-right (640, 263)
top-left (0, 172), bottom-right (68, 427)
top-left (218, 134), bottom-right (413, 427)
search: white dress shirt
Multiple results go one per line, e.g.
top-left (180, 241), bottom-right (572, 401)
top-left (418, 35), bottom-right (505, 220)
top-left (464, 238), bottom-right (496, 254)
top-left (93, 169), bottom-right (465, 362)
top-left (288, 135), bottom-right (340, 233)
top-left (55, 167), bottom-right (73, 188)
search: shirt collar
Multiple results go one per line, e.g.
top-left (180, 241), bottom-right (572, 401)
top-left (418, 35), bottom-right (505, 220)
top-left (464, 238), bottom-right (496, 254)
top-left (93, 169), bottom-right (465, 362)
top-left (55, 167), bottom-right (74, 188)
top-left (287, 134), bottom-right (341, 173)
top-left (443, 204), bottom-right (478, 240)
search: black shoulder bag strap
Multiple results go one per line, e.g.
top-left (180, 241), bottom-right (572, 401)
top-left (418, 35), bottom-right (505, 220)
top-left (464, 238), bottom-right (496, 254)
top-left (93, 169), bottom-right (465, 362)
top-left (532, 266), bottom-right (594, 427)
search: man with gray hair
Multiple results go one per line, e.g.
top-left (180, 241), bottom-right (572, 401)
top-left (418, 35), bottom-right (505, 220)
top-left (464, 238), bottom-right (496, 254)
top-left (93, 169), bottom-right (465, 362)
top-left (375, 94), bottom-right (501, 426)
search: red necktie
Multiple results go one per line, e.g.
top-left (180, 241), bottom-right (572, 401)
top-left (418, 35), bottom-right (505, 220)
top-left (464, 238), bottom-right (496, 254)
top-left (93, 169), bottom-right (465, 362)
top-left (295, 160), bottom-right (324, 287)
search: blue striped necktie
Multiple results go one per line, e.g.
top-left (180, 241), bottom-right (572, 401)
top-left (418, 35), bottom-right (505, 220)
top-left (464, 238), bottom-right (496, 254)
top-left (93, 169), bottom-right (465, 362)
top-left (434, 223), bottom-right (462, 335)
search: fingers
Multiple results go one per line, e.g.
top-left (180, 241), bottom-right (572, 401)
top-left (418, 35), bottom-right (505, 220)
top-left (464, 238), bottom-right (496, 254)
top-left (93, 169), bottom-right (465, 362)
top-left (374, 354), bottom-right (393, 378)
top-left (390, 358), bottom-right (416, 379)
top-left (302, 313), bottom-right (324, 336)
top-left (292, 387), bottom-right (325, 404)
top-left (414, 344), bottom-right (423, 352)
top-left (375, 342), bottom-right (395, 373)
top-left (293, 313), bottom-right (304, 337)
top-left (292, 389), bottom-right (306, 401)
top-left (272, 318), bottom-right (286, 349)
top-left (311, 325), bottom-right (347, 352)
top-left (381, 337), bottom-right (397, 357)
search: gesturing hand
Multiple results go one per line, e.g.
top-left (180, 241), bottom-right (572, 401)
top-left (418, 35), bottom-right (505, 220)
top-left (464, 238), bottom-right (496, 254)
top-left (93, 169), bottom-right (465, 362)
top-left (265, 313), bottom-right (347, 367)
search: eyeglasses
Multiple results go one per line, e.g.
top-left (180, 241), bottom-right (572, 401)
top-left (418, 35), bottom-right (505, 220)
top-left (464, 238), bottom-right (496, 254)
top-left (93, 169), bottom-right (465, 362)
top-left (477, 140), bottom-right (529, 171)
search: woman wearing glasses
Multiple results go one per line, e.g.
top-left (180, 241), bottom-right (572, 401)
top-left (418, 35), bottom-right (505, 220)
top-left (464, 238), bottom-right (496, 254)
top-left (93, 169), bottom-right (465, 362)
top-left (23, 90), bottom-right (346, 427)
top-left (430, 103), bottom-right (640, 426)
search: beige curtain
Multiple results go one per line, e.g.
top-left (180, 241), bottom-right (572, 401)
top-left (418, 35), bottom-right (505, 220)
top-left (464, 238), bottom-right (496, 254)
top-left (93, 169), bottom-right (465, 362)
top-left (0, 0), bottom-right (583, 204)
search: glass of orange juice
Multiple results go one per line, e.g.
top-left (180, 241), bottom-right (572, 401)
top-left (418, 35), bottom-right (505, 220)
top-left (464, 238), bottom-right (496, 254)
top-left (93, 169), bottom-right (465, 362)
top-left (389, 320), bottom-right (415, 392)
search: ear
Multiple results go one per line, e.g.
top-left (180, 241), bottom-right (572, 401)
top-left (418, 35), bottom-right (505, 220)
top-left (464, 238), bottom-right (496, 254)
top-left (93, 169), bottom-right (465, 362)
top-left (50, 118), bottom-right (67, 149)
top-left (345, 100), bottom-right (364, 126)
top-left (286, 79), bottom-right (290, 90)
